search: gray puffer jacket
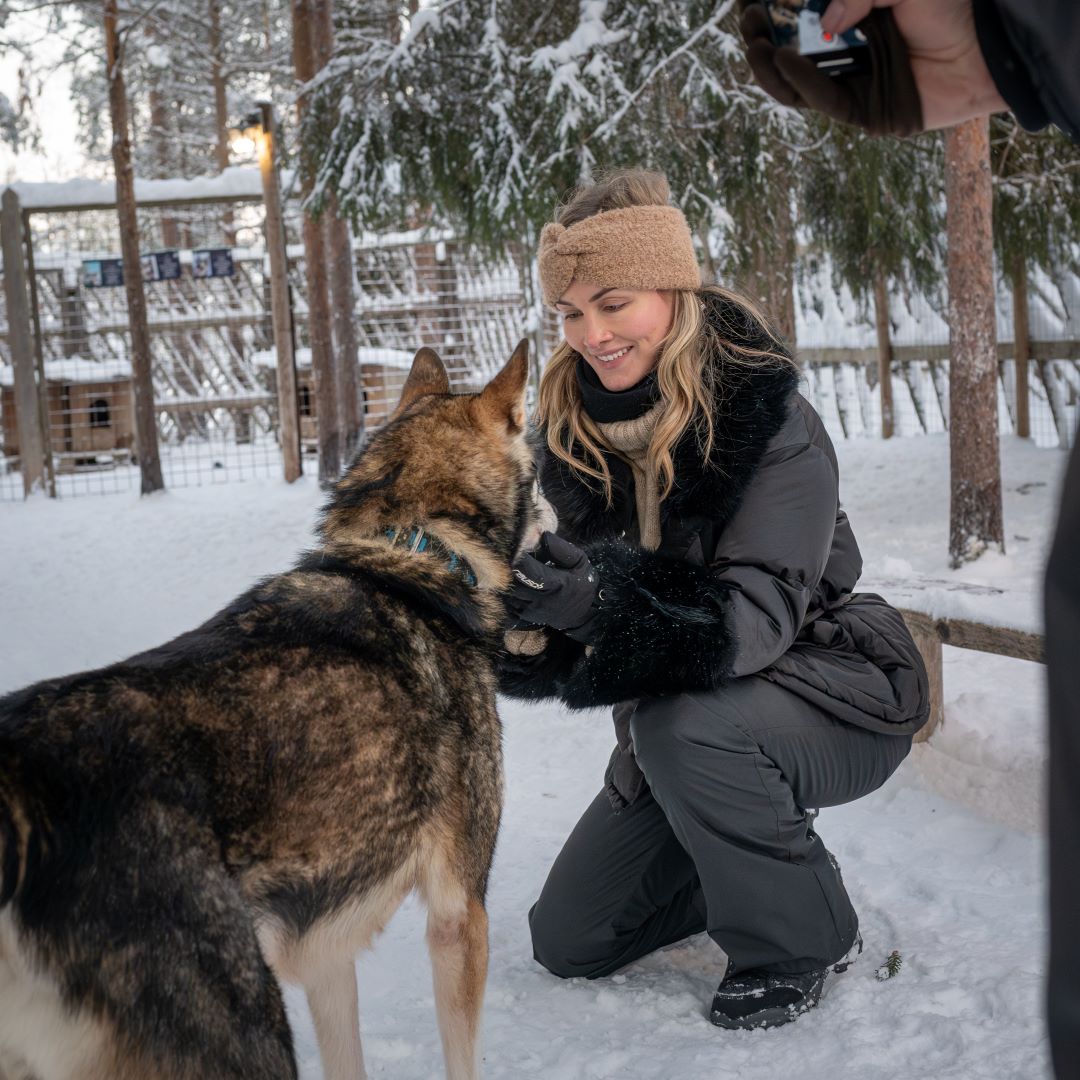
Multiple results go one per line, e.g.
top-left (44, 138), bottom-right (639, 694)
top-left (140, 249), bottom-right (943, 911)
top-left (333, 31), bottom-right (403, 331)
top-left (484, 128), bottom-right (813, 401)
top-left (498, 290), bottom-right (929, 807)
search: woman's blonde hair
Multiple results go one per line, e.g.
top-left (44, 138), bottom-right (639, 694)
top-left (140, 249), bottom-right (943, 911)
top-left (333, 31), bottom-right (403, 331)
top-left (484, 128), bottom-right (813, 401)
top-left (536, 168), bottom-right (797, 505)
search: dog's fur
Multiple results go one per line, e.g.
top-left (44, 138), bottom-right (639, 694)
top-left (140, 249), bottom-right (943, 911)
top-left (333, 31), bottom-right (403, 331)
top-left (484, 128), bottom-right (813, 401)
top-left (0, 342), bottom-right (549, 1080)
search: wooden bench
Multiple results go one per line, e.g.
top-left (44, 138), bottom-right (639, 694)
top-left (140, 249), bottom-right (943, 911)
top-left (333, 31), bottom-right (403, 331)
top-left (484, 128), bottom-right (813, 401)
top-left (899, 608), bottom-right (1045, 743)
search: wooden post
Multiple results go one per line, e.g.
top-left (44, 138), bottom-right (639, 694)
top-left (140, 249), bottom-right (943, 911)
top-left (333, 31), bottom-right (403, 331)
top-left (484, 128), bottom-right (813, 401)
top-left (873, 267), bottom-right (894, 439)
top-left (21, 211), bottom-right (56, 496)
top-left (1011, 253), bottom-right (1031, 439)
top-left (1, 188), bottom-right (47, 496)
top-left (314, 0), bottom-right (362, 454)
top-left (903, 611), bottom-right (945, 744)
top-left (945, 118), bottom-right (1002, 566)
top-left (105, 0), bottom-right (164, 494)
top-left (258, 101), bottom-right (302, 484)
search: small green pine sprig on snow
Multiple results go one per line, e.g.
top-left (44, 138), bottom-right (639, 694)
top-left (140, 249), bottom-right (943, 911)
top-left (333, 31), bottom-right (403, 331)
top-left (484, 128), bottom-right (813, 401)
top-left (876, 950), bottom-right (903, 981)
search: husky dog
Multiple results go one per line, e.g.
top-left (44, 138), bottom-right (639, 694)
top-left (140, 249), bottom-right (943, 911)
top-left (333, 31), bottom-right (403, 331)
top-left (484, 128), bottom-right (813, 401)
top-left (0, 343), bottom-right (550, 1080)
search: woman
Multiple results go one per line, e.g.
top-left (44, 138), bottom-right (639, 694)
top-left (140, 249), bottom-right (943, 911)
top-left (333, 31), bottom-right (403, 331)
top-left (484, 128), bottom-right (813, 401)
top-left (499, 169), bottom-right (929, 1030)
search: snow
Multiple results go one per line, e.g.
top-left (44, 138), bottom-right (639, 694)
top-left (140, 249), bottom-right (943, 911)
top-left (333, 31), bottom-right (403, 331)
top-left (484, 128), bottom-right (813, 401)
top-left (0, 357), bottom-right (132, 386)
top-left (0, 432), bottom-right (1060, 1079)
top-left (6, 167), bottom-right (296, 210)
top-left (251, 346), bottom-right (416, 372)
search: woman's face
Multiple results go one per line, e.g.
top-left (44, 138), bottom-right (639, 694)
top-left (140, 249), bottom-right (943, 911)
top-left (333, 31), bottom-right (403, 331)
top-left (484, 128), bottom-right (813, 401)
top-left (555, 280), bottom-right (675, 392)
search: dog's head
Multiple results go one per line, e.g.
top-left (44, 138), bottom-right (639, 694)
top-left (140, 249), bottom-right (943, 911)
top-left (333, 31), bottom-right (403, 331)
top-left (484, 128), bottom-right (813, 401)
top-left (321, 340), bottom-right (555, 590)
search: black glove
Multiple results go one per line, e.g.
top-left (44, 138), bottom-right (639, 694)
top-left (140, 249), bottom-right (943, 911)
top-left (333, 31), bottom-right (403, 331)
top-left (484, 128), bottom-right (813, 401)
top-left (738, 2), bottom-right (923, 137)
top-left (507, 532), bottom-right (600, 640)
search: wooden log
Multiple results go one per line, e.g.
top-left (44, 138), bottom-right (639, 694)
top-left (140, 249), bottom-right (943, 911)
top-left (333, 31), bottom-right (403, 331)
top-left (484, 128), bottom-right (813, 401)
top-left (902, 610), bottom-right (945, 743)
top-left (900, 606), bottom-right (1045, 744)
top-left (1, 188), bottom-right (48, 496)
top-left (900, 608), bottom-right (1045, 663)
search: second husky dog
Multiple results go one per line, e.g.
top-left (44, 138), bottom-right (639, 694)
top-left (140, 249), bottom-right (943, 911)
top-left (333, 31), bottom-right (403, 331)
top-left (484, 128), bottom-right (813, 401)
top-left (0, 343), bottom-right (550, 1080)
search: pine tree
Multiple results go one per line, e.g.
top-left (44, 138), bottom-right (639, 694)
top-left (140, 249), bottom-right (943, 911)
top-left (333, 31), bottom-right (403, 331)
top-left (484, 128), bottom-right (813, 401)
top-left (991, 115), bottom-right (1080, 443)
top-left (800, 123), bottom-right (944, 435)
top-left (303, 0), bottom-right (805, 261)
top-left (15, 0), bottom-right (297, 181)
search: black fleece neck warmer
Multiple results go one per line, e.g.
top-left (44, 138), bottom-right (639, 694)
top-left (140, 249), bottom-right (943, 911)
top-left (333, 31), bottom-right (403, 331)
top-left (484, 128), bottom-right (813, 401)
top-left (575, 355), bottom-right (660, 423)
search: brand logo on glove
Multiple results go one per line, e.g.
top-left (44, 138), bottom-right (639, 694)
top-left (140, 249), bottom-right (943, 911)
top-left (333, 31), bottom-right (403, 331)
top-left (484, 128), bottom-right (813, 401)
top-left (512, 567), bottom-right (546, 590)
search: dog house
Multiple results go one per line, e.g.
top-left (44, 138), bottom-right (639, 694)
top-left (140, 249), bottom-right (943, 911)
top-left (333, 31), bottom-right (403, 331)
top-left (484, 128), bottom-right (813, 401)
top-left (0, 358), bottom-right (136, 470)
top-left (252, 346), bottom-right (415, 446)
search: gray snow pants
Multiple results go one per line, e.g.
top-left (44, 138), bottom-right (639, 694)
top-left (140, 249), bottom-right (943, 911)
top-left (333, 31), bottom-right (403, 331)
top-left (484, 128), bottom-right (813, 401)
top-left (529, 675), bottom-right (911, 979)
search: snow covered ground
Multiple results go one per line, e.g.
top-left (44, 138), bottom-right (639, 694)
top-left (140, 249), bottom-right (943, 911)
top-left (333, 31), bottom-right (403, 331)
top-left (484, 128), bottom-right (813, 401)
top-left (0, 431), bottom-right (1066, 1079)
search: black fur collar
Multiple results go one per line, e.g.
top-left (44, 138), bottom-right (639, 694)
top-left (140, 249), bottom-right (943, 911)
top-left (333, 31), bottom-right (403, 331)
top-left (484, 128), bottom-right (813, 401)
top-left (539, 289), bottom-right (800, 544)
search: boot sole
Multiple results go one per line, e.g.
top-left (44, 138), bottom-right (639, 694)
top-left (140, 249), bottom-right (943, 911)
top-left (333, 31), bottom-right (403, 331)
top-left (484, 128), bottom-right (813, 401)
top-left (708, 981), bottom-right (825, 1031)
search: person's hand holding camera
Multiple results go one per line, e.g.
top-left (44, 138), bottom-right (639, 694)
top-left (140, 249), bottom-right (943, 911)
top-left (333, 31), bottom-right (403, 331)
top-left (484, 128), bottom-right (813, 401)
top-left (738, 0), bottom-right (1008, 135)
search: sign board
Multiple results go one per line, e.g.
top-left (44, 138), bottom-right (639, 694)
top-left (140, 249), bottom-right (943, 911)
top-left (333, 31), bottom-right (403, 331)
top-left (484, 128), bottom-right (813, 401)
top-left (191, 247), bottom-right (235, 279)
top-left (82, 258), bottom-right (124, 288)
top-left (140, 249), bottom-right (182, 282)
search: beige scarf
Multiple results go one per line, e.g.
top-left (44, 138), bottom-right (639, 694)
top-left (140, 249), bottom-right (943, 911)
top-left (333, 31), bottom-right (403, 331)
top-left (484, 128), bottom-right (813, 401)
top-left (504, 403), bottom-right (664, 658)
top-left (596, 404), bottom-right (665, 552)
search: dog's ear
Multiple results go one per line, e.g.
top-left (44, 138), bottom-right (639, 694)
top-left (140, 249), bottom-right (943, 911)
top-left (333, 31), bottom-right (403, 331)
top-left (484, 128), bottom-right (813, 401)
top-left (390, 348), bottom-right (451, 420)
top-left (478, 339), bottom-right (529, 432)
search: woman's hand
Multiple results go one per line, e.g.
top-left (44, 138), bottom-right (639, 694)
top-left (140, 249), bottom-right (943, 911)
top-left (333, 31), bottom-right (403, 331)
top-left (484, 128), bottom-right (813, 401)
top-left (507, 532), bottom-right (599, 638)
top-left (739, 0), bottom-right (1007, 135)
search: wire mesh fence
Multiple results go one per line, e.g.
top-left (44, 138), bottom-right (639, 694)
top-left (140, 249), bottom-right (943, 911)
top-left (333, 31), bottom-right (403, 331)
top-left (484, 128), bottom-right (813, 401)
top-left (0, 197), bottom-right (284, 500)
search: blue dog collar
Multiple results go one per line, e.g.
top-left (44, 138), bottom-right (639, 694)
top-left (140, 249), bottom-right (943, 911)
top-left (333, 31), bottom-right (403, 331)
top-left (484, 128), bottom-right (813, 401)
top-left (385, 526), bottom-right (478, 588)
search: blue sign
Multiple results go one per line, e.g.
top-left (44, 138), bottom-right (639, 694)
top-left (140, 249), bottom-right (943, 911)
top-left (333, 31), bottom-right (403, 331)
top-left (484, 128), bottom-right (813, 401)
top-left (82, 258), bottom-right (124, 288)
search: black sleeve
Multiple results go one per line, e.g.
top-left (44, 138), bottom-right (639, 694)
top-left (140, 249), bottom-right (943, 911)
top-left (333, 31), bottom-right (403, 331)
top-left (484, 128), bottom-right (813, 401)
top-left (495, 629), bottom-right (587, 701)
top-left (974, 0), bottom-right (1080, 140)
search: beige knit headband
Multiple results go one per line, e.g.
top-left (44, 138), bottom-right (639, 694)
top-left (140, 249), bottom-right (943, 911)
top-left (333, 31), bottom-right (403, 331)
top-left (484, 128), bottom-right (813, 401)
top-left (538, 204), bottom-right (702, 307)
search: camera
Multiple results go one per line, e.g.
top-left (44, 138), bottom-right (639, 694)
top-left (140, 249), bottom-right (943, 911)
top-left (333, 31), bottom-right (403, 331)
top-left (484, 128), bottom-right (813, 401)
top-left (763, 0), bottom-right (870, 76)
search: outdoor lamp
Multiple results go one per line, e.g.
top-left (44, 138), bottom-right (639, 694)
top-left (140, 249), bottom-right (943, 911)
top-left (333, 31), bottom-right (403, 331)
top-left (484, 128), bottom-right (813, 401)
top-left (227, 112), bottom-right (264, 160)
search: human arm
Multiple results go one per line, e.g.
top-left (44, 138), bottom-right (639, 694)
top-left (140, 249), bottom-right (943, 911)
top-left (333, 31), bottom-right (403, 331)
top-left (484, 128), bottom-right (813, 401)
top-left (551, 428), bottom-right (840, 707)
top-left (740, 0), bottom-right (1080, 140)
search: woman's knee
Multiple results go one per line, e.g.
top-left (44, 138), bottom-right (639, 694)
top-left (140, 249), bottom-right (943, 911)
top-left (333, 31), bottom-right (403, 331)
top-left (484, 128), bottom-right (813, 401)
top-left (629, 690), bottom-right (751, 785)
top-left (528, 898), bottom-right (615, 979)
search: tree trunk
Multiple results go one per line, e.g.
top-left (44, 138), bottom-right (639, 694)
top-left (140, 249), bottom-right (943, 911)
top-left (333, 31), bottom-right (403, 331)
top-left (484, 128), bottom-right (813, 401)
top-left (105, 0), bottom-right (164, 494)
top-left (1010, 252), bottom-right (1031, 439)
top-left (258, 102), bottom-right (302, 483)
top-left (872, 267), bottom-right (894, 439)
top-left (293, 0), bottom-right (341, 482)
top-left (771, 187), bottom-right (797, 349)
top-left (315, 0), bottom-right (362, 454)
top-left (748, 187), bottom-right (797, 349)
top-left (945, 118), bottom-right (1002, 567)
top-left (148, 82), bottom-right (179, 246)
top-left (209, 0), bottom-right (235, 242)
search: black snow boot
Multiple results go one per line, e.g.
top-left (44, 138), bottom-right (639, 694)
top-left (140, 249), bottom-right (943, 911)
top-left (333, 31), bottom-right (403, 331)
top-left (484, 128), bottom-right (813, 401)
top-left (709, 934), bottom-right (863, 1031)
